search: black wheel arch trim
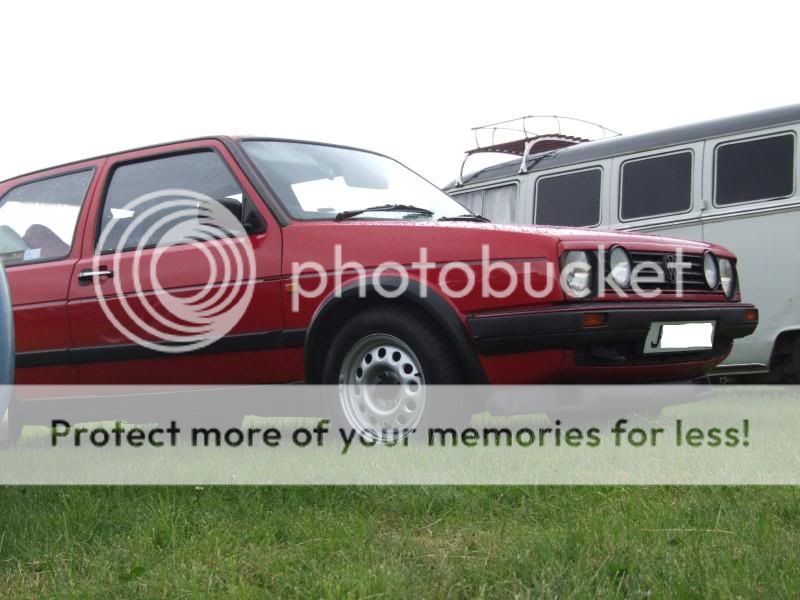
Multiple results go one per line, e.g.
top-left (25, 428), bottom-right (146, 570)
top-left (303, 276), bottom-right (488, 384)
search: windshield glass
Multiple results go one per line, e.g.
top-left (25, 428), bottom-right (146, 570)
top-left (241, 141), bottom-right (470, 220)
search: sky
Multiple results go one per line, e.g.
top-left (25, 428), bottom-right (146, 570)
top-left (1, 0), bottom-right (798, 187)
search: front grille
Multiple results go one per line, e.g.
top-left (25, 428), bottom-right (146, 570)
top-left (623, 251), bottom-right (715, 293)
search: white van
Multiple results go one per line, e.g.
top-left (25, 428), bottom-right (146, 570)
top-left (444, 106), bottom-right (800, 381)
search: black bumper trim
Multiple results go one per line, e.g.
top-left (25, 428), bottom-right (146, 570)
top-left (468, 302), bottom-right (758, 356)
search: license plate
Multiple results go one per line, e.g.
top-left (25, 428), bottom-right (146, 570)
top-left (643, 321), bottom-right (715, 354)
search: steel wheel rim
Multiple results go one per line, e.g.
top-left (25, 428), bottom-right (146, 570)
top-left (338, 333), bottom-right (426, 442)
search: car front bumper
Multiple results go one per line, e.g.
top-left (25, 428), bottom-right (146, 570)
top-left (468, 302), bottom-right (757, 356)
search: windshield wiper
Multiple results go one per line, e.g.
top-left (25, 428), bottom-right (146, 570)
top-left (438, 214), bottom-right (492, 223)
top-left (334, 204), bottom-right (435, 222)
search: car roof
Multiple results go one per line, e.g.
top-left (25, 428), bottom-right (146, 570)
top-left (0, 135), bottom-right (391, 186)
top-left (0, 136), bottom-right (241, 185)
top-left (445, 103), bottom-right (800, 189)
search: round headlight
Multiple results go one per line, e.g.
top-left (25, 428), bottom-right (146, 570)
top-left (703, 252), bottom-right (719, 290)
top-left (562, 250), bottom-right (592, 297)
top-left (609, 246), bottom-right (631, 288)
top-left (719, 258), bottom-right (736, 299)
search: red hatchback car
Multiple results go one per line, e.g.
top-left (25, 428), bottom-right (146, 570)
top-left (0, 137), bottom-right (757, 434)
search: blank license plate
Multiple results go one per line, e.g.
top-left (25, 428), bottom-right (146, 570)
top-left (643, 321), bottom-right (715, 354)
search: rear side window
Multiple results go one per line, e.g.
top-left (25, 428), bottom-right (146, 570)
top-left (0, 170), bottom-right (94, 266)
top-left (99, 151), bottom-right (244, 253)
top-left (535, 168), bottom-right (601, 227)
top-left (715, 133), bottom-right (795, 205)
top-left (620, 151), bottom-right (692, 220)
top-left (452, 184), bottom-right (517, 224)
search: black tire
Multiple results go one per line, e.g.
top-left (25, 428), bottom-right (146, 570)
top-left (790, 336), bottom-right (800, 384)
top-left (321, 304), bottom-right (469, 441)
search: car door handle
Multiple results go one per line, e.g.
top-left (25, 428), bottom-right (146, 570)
top-left (78, 268), bottom-right (114, 285)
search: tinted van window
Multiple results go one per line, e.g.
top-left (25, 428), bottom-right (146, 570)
top-left (0, 170), bottom-right (93, 265)
top-left (715, 133), bottom-right (795, 205)
top-left (535, 168), bottom-right (601, 227)
top-left (620, 151), bottom-right (692, 220)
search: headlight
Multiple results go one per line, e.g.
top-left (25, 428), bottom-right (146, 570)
top-left (719, 258), bottom-right (736, 299)
top-left (703, 251), bottom-right (719, 290)
top-left (609, 246), bottom-right (631, 288)
top-left (562, 250), bottom-right (592, 297)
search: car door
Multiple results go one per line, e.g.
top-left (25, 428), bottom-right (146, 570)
top-left (0, 164), bottom-right (100, 385)
top-left (66, 140), bottom-right (289, 384)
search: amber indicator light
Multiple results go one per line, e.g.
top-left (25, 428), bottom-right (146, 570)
top-left (581, 313), bottom-right (608, 328)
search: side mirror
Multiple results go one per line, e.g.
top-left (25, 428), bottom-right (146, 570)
top-left (199, 197), bottom-right (266, 236)
top-left (241, 197), bottom-right (266, 235)
top-left (214, 197), bottom-right (244, 222)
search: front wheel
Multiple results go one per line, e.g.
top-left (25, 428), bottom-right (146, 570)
top-left (322, 305), bottom-right (466, 442)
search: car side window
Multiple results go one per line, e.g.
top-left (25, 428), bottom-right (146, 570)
top-left (0, 170), bottom-right (94, 266)
top-left (98, 151), bottom-right (246, 253)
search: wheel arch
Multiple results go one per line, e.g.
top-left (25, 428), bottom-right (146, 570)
top-left (770, 327), bottom-right (800, 370)
top-left (303, 276), bottom-right (487, 384)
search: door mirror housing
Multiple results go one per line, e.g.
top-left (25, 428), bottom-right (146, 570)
top-left (200, 197), bottom-right (266, 236)
top-left (241, 197), bottom-right (266, 235)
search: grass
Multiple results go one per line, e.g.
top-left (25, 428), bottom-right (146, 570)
top-left (0, 486), bottom-right (799, 597)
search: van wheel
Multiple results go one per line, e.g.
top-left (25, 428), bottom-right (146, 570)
top-left (322, 305), bottom-right (464, 442)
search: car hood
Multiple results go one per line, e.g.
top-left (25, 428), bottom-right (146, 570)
top-left (283, 220), bottom-right (733, 270)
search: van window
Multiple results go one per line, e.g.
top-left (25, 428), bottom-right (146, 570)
top-left (715, 133), bottom-right (795, 205)
top-left (483, 185), bottom-right (517, 223)
top-left (0, 170), bottom-right (94, 266)
top-left (453, 189), bottom-right (484, 215)
top-left (99, 151), bottom-right (244, 253)
top-left (452, 184), bottom-right (517, 223)
top-left (620, 151), bottom-right (692, 220)
top-left (535, 168), bottom-right (601, 227)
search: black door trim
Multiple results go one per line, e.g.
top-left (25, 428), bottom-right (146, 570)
top-left (15, 329), bottom-right (306, 368)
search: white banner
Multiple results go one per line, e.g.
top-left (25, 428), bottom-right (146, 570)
top-left (0, 385), bottom-right (795, 485)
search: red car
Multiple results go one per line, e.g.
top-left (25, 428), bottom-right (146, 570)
top-left (0, 137), bottom-right (757, 435)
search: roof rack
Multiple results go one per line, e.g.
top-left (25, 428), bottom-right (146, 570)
top-left (456, 115), bottom-right (620, 185)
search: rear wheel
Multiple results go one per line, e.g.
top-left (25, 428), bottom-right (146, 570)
top-left (322, 305), bottom-right (466, 442)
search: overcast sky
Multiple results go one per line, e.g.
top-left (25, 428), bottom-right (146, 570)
top-left (1, 1), bottom-right (798, 186)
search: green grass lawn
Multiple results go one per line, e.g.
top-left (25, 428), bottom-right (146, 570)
top-left (0, 487), bottom-right (798, 597)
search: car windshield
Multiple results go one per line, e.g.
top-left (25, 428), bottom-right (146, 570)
top-left (241, 140), bottom-right (470, 221)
